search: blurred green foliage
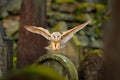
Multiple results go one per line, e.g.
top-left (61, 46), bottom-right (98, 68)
top-left (55, 0), bottom-right (76, 3)
top-left (5, 65), bottom-right (64, 80)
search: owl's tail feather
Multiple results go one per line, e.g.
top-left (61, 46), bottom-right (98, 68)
top-left (45, 45), bottom-right (53, 50)
top-left (45, 45), bottom-right (65, 50)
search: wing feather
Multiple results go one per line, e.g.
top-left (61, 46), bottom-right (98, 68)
top-left (61, 20), bottom-right (91, 44)
top-left (25, 26), bottom-right (51, 40)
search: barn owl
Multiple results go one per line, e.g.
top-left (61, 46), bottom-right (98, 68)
top-left (25, 20), bottom-right (91, 51)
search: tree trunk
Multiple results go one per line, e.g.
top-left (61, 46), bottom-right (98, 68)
top-left (17, 0), bottom-right (47, 68)
top-left (103, 0), bottom-right (120, 80)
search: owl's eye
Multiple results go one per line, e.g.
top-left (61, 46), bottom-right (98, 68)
top-left (53, 35), bottom-right (56, 38)
top-left (57, 35), bottom-right (59, 38)
top-left (53, 35), bottom-right (58, 39)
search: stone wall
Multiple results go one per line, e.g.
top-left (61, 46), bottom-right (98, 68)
top-left (0, 0), bottom-right (22, 18)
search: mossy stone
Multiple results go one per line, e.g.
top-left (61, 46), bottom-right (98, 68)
top-left (34, 53), bottom-right (78, 80)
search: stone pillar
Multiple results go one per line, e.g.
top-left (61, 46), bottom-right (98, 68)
top-left (0, 23), bottom-right (13, 75)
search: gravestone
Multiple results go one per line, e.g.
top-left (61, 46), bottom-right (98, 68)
top-left (34, 53), bottom-right (78, 80)
top-left (0, 23), bottom-right (13, 76)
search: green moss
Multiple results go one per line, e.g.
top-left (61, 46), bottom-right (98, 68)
top-left (55, 0), bottom-right (76, 4)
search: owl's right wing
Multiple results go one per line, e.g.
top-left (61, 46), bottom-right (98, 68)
top-left (25, 26), bottom-right (51, 40)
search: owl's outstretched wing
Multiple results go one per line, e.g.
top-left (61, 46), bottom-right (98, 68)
top-left (61, 20), bottom-right (91, 44)
top-left (25, 26), bottom-right (51, 40)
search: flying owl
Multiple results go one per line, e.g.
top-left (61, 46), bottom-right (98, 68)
top-left (25, 20), bottom-right (91, 51)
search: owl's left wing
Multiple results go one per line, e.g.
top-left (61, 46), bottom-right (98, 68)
top-left (25, 26), bottom-right (51, 40)
top-left (61, 20), bottom-right (91, 44)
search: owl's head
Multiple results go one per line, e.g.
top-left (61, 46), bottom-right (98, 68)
top-left (51, 32), bottom-right (61, 41)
